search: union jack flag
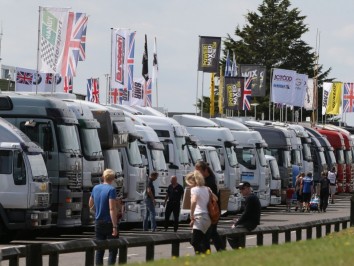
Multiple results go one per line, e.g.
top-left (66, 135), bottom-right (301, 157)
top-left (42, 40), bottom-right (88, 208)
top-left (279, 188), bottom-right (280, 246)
top-left (343, 82), bottom-right (354, 113)
top-left (243, 77), bottom-right (252, 110)
top-left (45, 73), bottom-right (62, 84)
top-left (61, 12), bottom-right (87, 77)
top-left (127, 31), bottom-right (136, 94)
top-left (16, 71), bottom-right (33, 85)
top-left (64, 76), bottom-right (73, 93)
top-left (78, 16), bottom-right (88, 61)
top-left (87, 78), bottom-right (99, 103)
top-left (145, 78), bottom-right (152, 107)
top-left (119, 88), bottom-right (129, 103)
top-left (110, 88), bottom-right (119, 104)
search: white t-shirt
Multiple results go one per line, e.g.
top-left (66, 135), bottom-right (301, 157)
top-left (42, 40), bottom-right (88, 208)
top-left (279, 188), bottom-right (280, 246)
top-left (328, 171), bottom-right (336, 185)
top-left (191, 186), bottom-right (209, 215)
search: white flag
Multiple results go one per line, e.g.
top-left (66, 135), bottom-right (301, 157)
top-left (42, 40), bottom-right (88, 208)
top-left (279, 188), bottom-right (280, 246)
top-left (271, 68), bottom-right (296, 105)
top-left (292, 73), bottom-right (308, 107)
top-left (304, 78), bottom-right (314, 110)
top-left (152, 37), bottom-right (158, 83)
top-left (322, 82), bottom-right (332, 115)
top-left (38, 7), bottom-right (69, 74)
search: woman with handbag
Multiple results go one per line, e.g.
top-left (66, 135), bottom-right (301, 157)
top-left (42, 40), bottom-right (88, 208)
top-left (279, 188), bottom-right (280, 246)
top-left (185, 170), bottom-right (212, 254)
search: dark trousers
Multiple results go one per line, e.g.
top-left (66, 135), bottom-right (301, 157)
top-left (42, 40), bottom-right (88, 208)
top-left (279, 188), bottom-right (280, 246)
top-left (205, 223), bottom-right (225, 251)
top-left (95, 222), bottom-right (118, 265)
top-left (191, 229), bottom-right (208, 254)
top-left (319, 190), bottom-right (329, 211)
top-left (164, 201), bottom-right (180, 232)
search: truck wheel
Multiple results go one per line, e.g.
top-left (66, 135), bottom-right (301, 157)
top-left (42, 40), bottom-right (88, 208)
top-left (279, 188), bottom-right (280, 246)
top-left (0, 221), bottom-right (14, 244)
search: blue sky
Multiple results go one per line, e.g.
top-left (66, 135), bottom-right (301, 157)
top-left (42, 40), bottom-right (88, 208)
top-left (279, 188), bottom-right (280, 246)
top-left (1, 0), bottom-right (354, 112)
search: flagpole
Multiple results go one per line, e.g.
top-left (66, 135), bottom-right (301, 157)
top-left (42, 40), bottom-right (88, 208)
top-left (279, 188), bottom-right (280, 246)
top-left (109, 28), bottom-right (114, 105)
top-left (196, 37), bottom-right (201, 115)
top-left (35, 6), bottom-right (42, 94)
top-left (201, 72), bottom-right (204, 117)
top-left (269, 68), bottom-right (273, 121)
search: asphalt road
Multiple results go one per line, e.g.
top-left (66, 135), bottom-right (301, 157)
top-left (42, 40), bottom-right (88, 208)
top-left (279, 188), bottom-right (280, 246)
top-left (0, 194), bottom-right (352, 265)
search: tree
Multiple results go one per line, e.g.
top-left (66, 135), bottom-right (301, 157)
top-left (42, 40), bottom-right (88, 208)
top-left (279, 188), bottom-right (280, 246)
top-left (223, 0), bottom-right (332, 120)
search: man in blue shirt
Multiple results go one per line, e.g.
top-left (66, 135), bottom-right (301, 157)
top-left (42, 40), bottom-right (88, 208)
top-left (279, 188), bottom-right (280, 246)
top-left (302, 172), bottom-right (314, 212)
top-left (89, 169), bottom-right (118, 266)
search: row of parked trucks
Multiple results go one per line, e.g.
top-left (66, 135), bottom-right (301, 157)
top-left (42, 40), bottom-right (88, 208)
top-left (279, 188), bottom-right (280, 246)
top-left (0, 92), bottom-right (353, 243)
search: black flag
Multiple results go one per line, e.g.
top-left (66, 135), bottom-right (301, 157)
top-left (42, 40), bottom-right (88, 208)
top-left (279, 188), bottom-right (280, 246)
top-left (142, 34), bottom-right (149, 81)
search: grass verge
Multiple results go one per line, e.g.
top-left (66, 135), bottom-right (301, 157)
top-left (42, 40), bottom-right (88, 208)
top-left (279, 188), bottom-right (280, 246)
top-left (129, 227), bottom-right (354, 266)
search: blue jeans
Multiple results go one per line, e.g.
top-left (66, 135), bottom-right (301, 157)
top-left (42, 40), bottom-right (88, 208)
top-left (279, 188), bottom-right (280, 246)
top-left (143, 198), bottom-right (156, 231)
top-left (95, 222), bottom-right (118, 265)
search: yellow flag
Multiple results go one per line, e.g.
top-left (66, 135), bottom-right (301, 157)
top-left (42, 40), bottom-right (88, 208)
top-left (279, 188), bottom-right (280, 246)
top-left (218, 68), bottom-right (224, 115)
top-left (326, 82), bottom-right (342, 115)
top-left (210, 73), bottom-right (215, 117)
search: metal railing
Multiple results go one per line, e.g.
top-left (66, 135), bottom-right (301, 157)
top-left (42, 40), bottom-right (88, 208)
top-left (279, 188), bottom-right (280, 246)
top-left (1, 215), bottom-right (352, 266)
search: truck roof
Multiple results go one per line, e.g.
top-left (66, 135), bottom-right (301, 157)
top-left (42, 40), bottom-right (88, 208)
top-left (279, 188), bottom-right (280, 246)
top-left (248, 126), bottom-right (291, 148)
top-left (211, 117), bottom-right (250, 131)
top-left (62, 100), bottom-right (100, 129)
top-left (0, 94), bottom-right (78, 125)
top-left (173, 114), bottom-right (219, 127)
top-left (230, 130), bottom-right (267, 147)
top-left (137, 115), bottom-right (189, 136)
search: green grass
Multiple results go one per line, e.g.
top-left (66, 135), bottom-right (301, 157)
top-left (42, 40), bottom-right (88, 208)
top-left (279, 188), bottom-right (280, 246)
top-left (129, 227), bottom-right (354, 266)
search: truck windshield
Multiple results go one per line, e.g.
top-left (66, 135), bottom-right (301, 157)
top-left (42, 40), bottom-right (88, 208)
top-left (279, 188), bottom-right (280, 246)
top-left (291, 149), bottom-right (302, 165)
top-left (57, 125), bottom-right (81, 154)
top-left (302, 143), bottom-right (312, 161)
top-left (126, 140), bottom-right (143, 165)
top-left (79, 128), bottom-right (103, 160)
top-left (269, 159), bottom-right (280, 180)
top-left (329, 150), bottom-right (337, 166)
top-left (175, 136), bottom-right (189, 164)
top-left (187, 145), bottom-right (203, 164)
top-left (345, 150), bottom-right (352, 164)
top-left (27, 154), bottom-right (48, 179)
top-left (266, 148), bottom-right (291, 168)
top-left (319, 151), bottom-right (326, 165)
top-left (336, 149), bottom-right (345, 164)
top-left (225, 145), bottom-right (238, 167)
top-left (209, 150), bottom-right (222, 173)
top-left (257, 147), bottom-right (267, 167)
top-left (236, 148), bottom-right (256, 170)
top-left (151, 149), bottom-right (167, 171)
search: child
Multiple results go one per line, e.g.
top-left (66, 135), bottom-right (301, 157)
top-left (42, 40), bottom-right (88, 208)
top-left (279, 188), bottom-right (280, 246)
top-left (286, 184), bottom-right (295, 212)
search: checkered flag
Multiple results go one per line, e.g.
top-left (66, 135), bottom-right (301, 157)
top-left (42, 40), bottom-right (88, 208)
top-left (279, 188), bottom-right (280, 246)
top-left (40, 37), bottom-right (55, 70)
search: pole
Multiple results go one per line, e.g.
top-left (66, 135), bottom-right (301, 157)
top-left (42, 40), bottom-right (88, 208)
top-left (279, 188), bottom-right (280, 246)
top-left (196, 37), bottom-right (201, 115)
top-left (201, 72), bottom-right (204, 117)
top-left (109, 28), bottom-right (114, 105)
top-left (269, 68), bottom-right (273, 120)
top-left (35, 7), bottom-right (41, 94)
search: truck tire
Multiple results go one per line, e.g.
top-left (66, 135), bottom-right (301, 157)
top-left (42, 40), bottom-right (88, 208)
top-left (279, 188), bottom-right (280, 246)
top-left (0, 220), bottom-right (14, 244)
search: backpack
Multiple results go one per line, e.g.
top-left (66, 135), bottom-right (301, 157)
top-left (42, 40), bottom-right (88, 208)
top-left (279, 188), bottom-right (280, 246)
top-left (207, 188), bottom-right (220, 224)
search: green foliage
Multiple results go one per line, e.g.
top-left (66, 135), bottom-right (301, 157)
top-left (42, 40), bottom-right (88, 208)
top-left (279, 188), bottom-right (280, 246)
top-left (206, 0), bottom-right (334, 120)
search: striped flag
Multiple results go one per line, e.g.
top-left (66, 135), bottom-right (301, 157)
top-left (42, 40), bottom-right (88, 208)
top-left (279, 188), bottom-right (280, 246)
top-left (145, 78), bottom-right (152, 107)
top-left (61, 12), bottom-right (87, 77)
top-left (231, 52), bottom-right (237, 77)
top-left (126, 31), bottom-right (136, 103)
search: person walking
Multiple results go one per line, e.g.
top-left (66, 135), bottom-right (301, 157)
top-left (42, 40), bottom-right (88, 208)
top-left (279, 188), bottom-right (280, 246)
top-left (143, 171), bottom-right (159, 232)
top-left (328, 167), bottom-right (337, 204)
top-left (163, 175), bottom-right (184, 232)
top-left (302, 172), bottom-right (314, 212)
top-left (186, 170), bottom-right (212, 254)
top-left (319, 171), bottom-right (330, 212)
top-left (195, 160), bottom-right (224, 252)
top-left (295, 172), bottom-right (305, 211)
top-left (89, 169), bottom-right (119, 266)
top-left (227, 181), bottom-right (261, 249)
